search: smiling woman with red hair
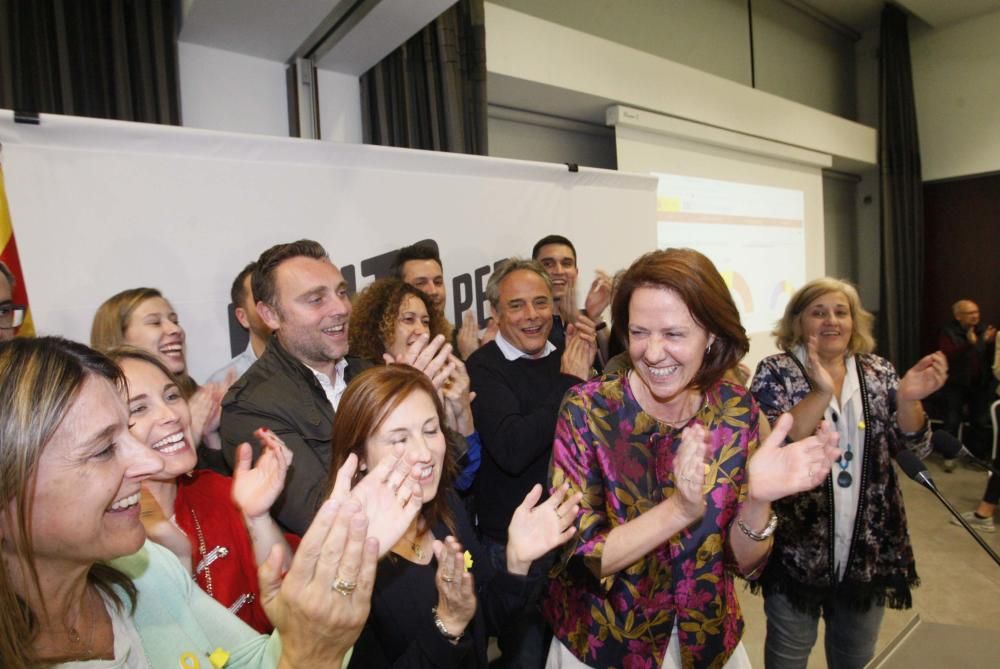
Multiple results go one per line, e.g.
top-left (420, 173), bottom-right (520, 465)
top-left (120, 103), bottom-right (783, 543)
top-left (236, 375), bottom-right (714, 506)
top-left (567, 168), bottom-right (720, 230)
top-left (544, 249), bottom-right (841, 669)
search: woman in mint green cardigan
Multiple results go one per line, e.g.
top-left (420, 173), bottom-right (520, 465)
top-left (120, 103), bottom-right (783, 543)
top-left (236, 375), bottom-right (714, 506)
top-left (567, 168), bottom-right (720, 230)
top-left (0, 337), bottom-right (425, 669)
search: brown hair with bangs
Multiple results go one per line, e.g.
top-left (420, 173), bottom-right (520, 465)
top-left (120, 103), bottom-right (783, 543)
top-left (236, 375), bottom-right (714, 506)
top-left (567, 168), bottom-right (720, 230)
top-left (611, 248), bottom-right (749, 391)
top-left (327, 364), bottom-right (457, 535)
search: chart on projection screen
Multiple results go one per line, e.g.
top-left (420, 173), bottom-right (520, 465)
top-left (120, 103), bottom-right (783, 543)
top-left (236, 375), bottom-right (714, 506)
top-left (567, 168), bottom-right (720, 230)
top-left (654, 173), bottom-right (806, 335)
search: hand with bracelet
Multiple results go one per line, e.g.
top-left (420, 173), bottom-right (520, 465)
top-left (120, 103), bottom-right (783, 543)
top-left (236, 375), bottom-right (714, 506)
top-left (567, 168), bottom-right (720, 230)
top-left (431, 536), bottom-right (476, 642)
top-left (731, 413), bottom-right (841, 575)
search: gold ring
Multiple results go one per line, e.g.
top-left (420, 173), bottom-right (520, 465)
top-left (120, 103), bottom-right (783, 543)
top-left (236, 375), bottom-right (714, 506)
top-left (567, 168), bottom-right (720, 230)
top-left (332, 578), bottom-right (357, 596)
top-left (441, 575), bottom-right (455, 583)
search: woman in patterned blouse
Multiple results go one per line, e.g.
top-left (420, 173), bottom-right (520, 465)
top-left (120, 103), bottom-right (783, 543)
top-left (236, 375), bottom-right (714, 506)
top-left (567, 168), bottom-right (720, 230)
top-left (749, 278), bottom-right (947, 668)
top-left (544, 249), bottom-right (841, 669)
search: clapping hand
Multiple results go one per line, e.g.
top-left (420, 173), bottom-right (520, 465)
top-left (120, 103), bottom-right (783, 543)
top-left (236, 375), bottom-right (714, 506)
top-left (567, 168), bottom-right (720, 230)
top-left (259, 498), bottom-right (376, 667)
top-left (672, 423), bottom-right (710, 525)
top-left (505, 482), bottom-right (582, 575)
top-left (432, 536), bottom-right (476, 640)
top-left (188, 381), bottom-right (226, 448)
top-left (440, 354), bottom-right (476, 436)
top-left (898, 351), bottom-right (948, 402)
top-left (747, 414), bottom-right (841, 502)
top-left (384, 333), bottom-right (456, 390)
top-left (231, 428), bottom-right (293, 520)
top-left (329, 448), bottom-right (424, 558)
top-left (584, 270), bottom-right (613, 321)
top-left (805, 334), bottom-right (836, 397)
top-left (456, 311), bottom-right (481, 360)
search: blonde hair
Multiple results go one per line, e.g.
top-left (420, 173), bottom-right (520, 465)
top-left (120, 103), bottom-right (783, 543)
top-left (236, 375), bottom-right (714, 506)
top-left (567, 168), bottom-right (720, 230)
top-left (90, 288), bottom-right (197, 397)
top-left (773, 278), bottom-right (875, 355)
top-left (90, 287), bottom-right (163, 352)
top-left (0, 338), bottom-right (136, 668)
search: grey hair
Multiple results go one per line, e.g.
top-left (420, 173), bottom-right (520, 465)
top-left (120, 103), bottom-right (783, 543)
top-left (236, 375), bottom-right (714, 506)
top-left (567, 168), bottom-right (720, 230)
top-left (485, 258), bottom-right (553, 310)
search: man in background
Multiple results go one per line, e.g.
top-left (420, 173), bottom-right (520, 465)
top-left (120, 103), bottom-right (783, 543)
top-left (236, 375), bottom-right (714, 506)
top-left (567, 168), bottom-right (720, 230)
top-left (394, 242), bottom-right (484, 358)
top-left (938, 299), bottom-right (996, 466)
top-left (208, 261), bottom-right (272, 384)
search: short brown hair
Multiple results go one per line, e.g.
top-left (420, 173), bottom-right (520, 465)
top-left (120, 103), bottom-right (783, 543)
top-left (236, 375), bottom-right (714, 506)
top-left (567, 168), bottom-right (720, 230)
top-left (327, 365), bottom-right (457, 534)
top-left (611, 248), bottom-right (748, 391)
top-left (252, 239), bottom-right (328, 308)
top-left (773, 278), bottom-right (875, 355)
top-left (348, 279), bottom-right (448, 363)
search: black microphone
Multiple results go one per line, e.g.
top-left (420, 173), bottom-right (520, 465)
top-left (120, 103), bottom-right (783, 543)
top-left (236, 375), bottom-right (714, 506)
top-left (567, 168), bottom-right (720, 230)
top-left (931, 430), bottom-right (1000, 477)
top-left (895, 450), bottom-right (1000, 568)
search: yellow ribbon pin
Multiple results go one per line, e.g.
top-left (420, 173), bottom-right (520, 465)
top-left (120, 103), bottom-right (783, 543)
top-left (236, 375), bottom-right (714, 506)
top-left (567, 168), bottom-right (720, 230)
top-left (179, 653), bottom-right (200, 669)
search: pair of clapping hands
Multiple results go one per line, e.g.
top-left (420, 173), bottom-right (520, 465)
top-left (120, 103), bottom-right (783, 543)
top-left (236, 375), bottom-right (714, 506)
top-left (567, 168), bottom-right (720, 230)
top-left (671, 414), bottom-right (843, 523)
top-left (242, 430), bottom-right (582, 658)
top-left (383, 332), bottom-right (476, 436)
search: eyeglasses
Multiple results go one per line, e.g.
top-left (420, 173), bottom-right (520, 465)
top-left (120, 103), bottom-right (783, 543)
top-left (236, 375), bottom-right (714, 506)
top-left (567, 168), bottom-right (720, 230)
top-left (0, 304), bottom-right (26, 329)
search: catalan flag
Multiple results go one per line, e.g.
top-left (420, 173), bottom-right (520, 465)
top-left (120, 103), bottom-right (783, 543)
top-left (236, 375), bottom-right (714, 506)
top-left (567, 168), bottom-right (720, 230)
top-left (0, 161), bottom-right (35, 337)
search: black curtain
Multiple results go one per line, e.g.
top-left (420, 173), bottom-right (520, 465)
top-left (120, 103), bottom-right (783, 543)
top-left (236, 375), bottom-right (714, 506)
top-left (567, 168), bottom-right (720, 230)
top-left (0, 0), bottom-right (181, 125)
top-left (877, 3), bottom-right (924, 369)
top-left (360, 0), bottom-right (487, 155)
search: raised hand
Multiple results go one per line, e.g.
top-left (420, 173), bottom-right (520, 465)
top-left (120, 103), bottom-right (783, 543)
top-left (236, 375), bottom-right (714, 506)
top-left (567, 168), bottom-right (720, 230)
top-left (747, 414), bottom-right (841, 502)
top-left (898, 351), bottom-right (948, 401)
top-left (232, 428), bottom-right (293, 520)
top-left (432, 536), bottom-right (476, 639)
top-left (805, 334), bottom-right (836, 396)
top-left (456, 311), bottom-right (481, 360)
top-left (329, 448), bottom-right (424, 558)
top-left (259, 498), bottom-right (376, 667)
top-left (384, 333), bottom-right (455, 389)
top-left (480, 318), bottom-right (499, 346)
top-left (440, 355), bottom-right (475, 436)
top-left (506, 482), bottom-right (582, 574)
top-left (584, 270), bottom-right (612, 321)
top-left (560, 325), bottom-right (597, 381)
top-left (188, 381), bottom-right (225, 447)
top-left (672, 423), bottom-right (710, 524)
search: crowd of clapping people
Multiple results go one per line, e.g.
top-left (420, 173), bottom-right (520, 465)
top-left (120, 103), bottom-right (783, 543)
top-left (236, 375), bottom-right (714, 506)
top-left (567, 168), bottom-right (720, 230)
top-left (0, 233), bottom-right (962, 669)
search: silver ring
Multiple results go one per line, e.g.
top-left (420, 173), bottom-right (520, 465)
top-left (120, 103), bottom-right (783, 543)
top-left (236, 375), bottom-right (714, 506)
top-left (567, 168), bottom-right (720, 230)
top-left (808, 468), bottom-right (815, 479)
top-left (332, 578), bottom-right (357, 596)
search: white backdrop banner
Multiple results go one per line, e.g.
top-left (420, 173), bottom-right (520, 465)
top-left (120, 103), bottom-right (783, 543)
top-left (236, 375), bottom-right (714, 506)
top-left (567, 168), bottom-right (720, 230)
top-left (0, 111), bottom-right (656, 380)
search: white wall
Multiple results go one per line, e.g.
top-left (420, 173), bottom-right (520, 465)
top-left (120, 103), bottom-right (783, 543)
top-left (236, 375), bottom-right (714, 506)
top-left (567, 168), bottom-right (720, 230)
top-left (487, 107), bottom-right (616, 169)
top-left (178, 42), bottom-right (289, 136)
top-left (911, 9), bottom-right (1000, 181)
top-left (317, 70), bottom-right (364, 144)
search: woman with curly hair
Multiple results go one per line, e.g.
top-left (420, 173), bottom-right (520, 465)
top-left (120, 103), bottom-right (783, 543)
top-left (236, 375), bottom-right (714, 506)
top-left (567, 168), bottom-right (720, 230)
top-left (350, 278), bottom-right (481, 491)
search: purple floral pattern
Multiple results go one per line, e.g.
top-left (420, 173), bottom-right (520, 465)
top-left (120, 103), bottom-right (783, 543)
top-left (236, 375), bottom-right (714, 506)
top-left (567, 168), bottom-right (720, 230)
top-left (544, 374), bottom-right (759, 669)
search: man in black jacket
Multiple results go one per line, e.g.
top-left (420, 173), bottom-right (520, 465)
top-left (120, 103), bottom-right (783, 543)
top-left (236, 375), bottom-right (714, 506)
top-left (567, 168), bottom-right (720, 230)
top-left (466, 258), bottom-right (595, 668)
top-left (220, 239), bottom-right (372, 535)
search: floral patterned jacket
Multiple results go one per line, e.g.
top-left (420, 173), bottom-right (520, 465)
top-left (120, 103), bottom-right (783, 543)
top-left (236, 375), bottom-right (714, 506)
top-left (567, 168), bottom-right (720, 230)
top-left (544, 373), bottom-right (759, 669)
top-left (749, 352), bottom-right (930, 614)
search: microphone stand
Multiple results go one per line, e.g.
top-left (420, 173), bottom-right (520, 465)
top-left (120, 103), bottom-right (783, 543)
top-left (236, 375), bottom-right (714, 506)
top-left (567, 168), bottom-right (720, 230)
top-left (914, 471), bottom-right (1000, 568)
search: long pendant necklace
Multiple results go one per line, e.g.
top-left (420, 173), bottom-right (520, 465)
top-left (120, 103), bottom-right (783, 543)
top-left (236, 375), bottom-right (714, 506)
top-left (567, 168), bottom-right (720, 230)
top-left (832, 411), bottom-right (864, 487)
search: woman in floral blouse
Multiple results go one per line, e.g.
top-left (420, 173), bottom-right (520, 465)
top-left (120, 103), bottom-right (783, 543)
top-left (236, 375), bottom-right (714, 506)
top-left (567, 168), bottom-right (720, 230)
top-left (749, 278), bottom-right (947, 668)
top-left (544, 249), bottom-right (841, 669)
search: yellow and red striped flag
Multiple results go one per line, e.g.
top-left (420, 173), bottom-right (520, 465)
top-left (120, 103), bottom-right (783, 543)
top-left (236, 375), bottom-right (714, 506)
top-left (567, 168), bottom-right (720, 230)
top-left (0, 162), bottom-right (35, 337)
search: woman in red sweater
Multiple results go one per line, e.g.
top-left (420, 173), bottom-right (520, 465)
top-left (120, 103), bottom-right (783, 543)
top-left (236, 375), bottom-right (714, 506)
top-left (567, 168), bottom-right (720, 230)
top-left (109, 346), bottom-right (294, 633)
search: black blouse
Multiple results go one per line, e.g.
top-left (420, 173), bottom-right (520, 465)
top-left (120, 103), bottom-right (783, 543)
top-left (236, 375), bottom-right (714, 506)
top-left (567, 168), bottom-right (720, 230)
top-left (348, 492), bottom-right (536, 668)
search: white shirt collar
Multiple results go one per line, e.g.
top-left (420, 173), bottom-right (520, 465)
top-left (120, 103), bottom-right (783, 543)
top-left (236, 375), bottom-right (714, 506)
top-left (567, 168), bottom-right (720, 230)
top-left (307, 359), bottom-right (349, 410)
top-left (495, 331), bottom-right (556, 361)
